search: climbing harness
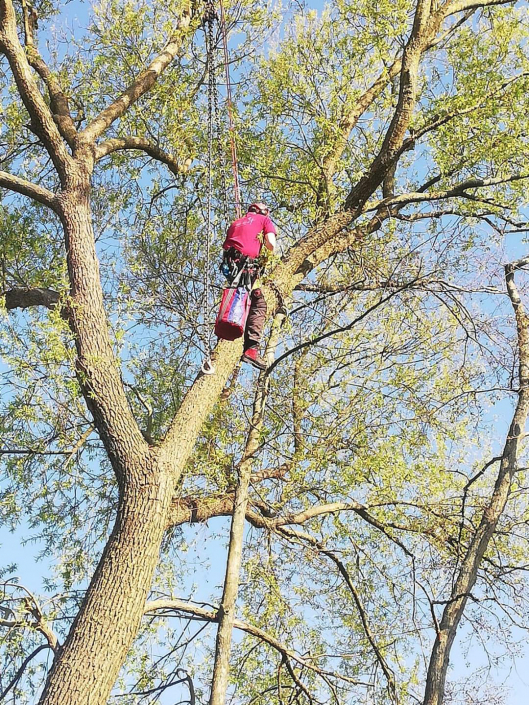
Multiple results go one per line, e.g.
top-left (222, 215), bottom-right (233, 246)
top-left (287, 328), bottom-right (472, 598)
top-left (221, 247), bottom-right (261, 290)
top-left (215, 248), bottom-right (261, 341)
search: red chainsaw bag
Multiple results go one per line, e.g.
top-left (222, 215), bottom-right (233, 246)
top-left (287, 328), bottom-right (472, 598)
top-left (214, 286), bottom-right (251, 341)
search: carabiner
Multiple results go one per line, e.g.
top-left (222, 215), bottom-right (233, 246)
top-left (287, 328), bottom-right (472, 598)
top-left (201, 358), bottom-right (216, 375)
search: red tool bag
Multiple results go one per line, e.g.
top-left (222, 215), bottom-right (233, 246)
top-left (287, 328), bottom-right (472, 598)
top-left (214, 286), bottom-right (251, 341)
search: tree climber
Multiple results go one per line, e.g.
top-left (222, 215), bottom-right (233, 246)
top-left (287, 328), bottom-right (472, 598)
top-left (221, 202), bottom-right (277, 370)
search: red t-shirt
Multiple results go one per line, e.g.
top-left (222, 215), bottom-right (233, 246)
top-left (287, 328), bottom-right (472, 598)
top-left (223, 213), bottom-right (277, 259)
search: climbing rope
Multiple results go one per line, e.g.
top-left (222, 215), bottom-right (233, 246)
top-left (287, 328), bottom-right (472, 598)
top-left (212, 44), bottom-right (230, 230)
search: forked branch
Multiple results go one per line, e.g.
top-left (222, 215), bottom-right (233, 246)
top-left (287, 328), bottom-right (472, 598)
top-left (20, 0), bottom-right (77, 146)
top-left (0, 0), bottom-right (72, 178)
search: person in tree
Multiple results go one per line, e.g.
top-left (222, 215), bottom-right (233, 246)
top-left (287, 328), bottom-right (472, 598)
top-left (222, 202), bottom-right (277, 370)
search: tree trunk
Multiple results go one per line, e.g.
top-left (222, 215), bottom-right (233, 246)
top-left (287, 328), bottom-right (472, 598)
top-left (422, 260), bottom-right (529, 705)
top-left (39, 460), bottom-right (173, 705)
top-left (38, 176), bottom-right (174, 705)
top-left (56, 173), bottom-right (149, 477)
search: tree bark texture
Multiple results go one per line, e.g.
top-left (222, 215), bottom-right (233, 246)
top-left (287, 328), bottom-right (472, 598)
top-left (38, 177), bottom-right (170, 704)
top-left (57, 175), bottom-right (150, 479)
top-left (39, 461), bottom-right (173, 705)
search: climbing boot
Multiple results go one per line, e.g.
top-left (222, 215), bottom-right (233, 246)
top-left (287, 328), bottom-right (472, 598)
top-left (242, 347), bottom-right (267, 371)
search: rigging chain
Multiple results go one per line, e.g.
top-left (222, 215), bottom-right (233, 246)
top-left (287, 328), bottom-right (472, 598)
top-left (200, 0), bottom-right (242, 374)
top-left (201, 1), bottom-right (217, 375)
top-left (219, 0), bottom-right (242, 219)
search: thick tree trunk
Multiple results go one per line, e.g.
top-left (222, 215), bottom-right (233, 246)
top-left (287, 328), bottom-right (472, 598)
top-left (38, 176), bottom-right (174, 705)
top-left (56, 172), bottom-right (149, 478)
top-left (39, 461), bottom-right (173, 705)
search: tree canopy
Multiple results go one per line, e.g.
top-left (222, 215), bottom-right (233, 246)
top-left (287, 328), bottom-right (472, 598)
top-left (1, 0), bottom-right (529, 704)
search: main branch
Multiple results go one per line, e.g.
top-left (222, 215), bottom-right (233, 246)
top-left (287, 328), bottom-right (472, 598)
top-left (95, 137), bottom-right (191, 175)
top-left (0, 170), bottom-right (58, 210)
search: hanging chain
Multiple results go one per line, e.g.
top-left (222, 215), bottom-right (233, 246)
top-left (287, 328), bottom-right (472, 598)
top-left (212, 56), bottom-right (230, 230)
top-left (219, 0), bottom-right (242, 218)
top-left (201, 1), bottom-right (217, 375)
top-left (199, 0), bottom-right (241, 374)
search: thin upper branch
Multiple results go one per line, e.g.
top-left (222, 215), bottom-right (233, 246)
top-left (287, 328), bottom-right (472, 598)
top-left (0, 582), bottom-right (59, 652)
top-left (447, 0), bottom-right (517, 12)
top-left (344, 0), bottom-right (437, 212)
top-left (78, 6), bottom-right (194, 145)
top-left (20, 0), bottom-right (77, 146)
top-left (318, 5), bottom-right (475, 205)
top-left (267, 278), bottom-right (418, 375)
top-left (0, 644), bottom-right (54, 702)
top-left (343, 0), bottom-right (517, 214)
top-left (0, 0), bottom-right (72, 179)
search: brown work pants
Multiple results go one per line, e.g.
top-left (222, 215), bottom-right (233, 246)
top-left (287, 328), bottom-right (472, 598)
top-left (244, 288), bottom-right (267, 351)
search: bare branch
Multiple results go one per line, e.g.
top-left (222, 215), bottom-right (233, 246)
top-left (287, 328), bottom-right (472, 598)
top-left (366, 173), bottom-right (529, 213)
top-left (95, 137), bottom-right (191, 176)
top-left (3, 286), bottom-right (60, 311)
top-left (446, 0), bottom-right (517, 13)
top-left (422, 257), bottom-right (529, 705)
top-left (277, 526), bottom-right (398, 701)
top-left (144, 599), bottom-right (370, 687)
top-left (0, 644), bottom-right (54, 702)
